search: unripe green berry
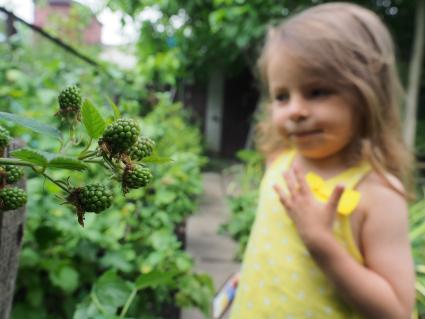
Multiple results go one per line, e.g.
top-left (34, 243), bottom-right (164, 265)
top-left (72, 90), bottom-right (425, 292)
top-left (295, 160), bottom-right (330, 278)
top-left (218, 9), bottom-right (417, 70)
top-left (0, 125), bottom-right (11, 150)
top-left (100, 119), bottom-right (140, 155)
top-left (73, 183), bottom-right (113, 213)
top-left (0, 187), bottom-right (27, 211)
top-left (128, 136), bottom-right (155, 161)
top-left (58, 85), bottom-right (82, 111)
top-left (122, 165), bottom-right (152, 190)
top-left (1, 165), bottom-right (24, 184)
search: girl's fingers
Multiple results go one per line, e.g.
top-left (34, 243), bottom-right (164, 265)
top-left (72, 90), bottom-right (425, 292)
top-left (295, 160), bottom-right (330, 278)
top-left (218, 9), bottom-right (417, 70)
top-left (273, 184), bottom-right (289, 207)
top-left (292, 166), bottom-right (307, 194)
top-left (284, 170), bottom-right (299, 195)
top-left (327, 184), bottom-right (345, 212)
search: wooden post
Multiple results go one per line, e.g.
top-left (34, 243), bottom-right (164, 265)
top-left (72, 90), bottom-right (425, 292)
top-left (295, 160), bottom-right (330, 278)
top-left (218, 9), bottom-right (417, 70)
top-left (0, 142), bottom-right (26, 319)
top-left (205, 69), bottom-right (225, 154)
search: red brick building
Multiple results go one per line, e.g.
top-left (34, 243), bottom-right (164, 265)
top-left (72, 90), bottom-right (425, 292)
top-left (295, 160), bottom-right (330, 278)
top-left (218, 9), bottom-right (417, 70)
top-left (33, 0), bottom-right (102, 45)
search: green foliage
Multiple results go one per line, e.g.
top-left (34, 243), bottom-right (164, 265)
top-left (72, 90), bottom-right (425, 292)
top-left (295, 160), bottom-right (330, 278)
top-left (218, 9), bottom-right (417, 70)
top-left (1, 15), bottom-right (213, 319)
top-left (10, 98), bottom-right (212, 318)
top-left (409, 197), bottom-right (425, 316)
top-left (81, 99), bottom-right (106, 139)
top-left (107, 0), bottom-right (417, 80)
top-left (219, 149), bottom-right (263, 260)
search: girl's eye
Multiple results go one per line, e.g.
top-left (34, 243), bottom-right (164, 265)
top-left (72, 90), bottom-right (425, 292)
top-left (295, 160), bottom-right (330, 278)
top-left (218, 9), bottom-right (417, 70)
top-left (308, 88), bottom-right (332, 99)
top-left (275, 92), bottom-right (289, 102)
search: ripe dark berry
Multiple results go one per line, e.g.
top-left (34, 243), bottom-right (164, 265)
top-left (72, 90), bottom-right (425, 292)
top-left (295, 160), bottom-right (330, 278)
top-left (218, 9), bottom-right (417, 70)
top-left (128, 136), bottom-right (155, 161)
top-left (0, 187), bottom-right (27, 211)
top-left (58, 85), bottom-right (82, 111)
top-left (122, 165), bottom-right (152, 191)
top-left (100, 119), bottom-right (140, 155)
top-left (1, 165), bottom-right (24, 184)
top-left (0, 125), bottom-right (11, 151)
top-left (73, 183), bottom-right (113, 213)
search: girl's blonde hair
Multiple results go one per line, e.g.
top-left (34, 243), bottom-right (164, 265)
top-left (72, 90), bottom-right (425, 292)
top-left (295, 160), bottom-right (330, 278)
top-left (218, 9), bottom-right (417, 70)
top-left (256, 2), bottom-right (414, 195)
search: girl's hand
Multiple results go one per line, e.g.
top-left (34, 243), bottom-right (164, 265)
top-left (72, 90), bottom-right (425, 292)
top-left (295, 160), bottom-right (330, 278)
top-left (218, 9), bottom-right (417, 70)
top-left (273, 165), bottom-right (345, 245)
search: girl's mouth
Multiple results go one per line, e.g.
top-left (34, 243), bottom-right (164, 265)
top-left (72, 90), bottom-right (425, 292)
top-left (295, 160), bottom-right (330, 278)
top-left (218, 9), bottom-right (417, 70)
top-left (291, 129), bottom-right (322, 138)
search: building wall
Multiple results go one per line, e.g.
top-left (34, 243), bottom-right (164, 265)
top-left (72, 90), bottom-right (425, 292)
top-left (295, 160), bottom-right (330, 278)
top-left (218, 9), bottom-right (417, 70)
top-left (34, 2), bottom-right (101, 45)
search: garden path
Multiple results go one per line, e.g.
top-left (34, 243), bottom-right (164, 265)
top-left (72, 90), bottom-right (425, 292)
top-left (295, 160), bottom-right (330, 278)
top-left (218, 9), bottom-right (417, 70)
top-left (181, 172), bottom-right (240, 319)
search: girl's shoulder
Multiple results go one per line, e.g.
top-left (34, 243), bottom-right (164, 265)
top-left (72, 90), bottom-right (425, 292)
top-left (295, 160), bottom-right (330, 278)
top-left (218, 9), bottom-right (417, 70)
top-left (358, 170), bottom-right (405, 197)
top-left (357, 169), bottom-right (407, 217)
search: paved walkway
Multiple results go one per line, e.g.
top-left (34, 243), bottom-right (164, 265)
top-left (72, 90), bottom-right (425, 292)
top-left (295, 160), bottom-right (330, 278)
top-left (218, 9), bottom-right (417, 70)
top-left (181, 172), bottom-right (240, 319)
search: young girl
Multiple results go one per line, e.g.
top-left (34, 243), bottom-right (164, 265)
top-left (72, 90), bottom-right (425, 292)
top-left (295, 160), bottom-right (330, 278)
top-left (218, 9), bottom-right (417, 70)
top-left (229, 2), bottom-right (416, 319)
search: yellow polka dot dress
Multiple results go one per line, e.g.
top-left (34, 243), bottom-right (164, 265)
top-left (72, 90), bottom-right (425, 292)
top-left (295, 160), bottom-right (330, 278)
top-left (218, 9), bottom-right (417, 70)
top-left (229, 149), bottom-right (371, 319)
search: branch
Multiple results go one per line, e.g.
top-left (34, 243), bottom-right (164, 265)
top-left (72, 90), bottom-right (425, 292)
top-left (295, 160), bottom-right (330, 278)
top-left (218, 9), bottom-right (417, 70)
top-left (0, 6), bottom-right (109, 75)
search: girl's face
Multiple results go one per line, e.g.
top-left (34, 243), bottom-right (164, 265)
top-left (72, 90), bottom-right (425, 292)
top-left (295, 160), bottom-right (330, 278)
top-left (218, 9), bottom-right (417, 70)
top-left (267, 50), bottom-right (357, 160)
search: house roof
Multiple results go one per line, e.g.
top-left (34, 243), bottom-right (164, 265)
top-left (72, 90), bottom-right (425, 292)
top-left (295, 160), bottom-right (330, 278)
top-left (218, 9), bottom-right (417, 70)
top-left (33, 0), bottom-right (72, 5)
top-left (48, 0), bottom-right (72, 4)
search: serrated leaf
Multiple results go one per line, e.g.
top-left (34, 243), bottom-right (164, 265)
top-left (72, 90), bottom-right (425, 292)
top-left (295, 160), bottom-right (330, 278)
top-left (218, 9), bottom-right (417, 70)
top-left (106, 97), bottom-right (121, 120)
top-left (10, 148), bottom-right (48, 167)
top-left (135, 270), bottom-right (178, 290)
top-left (81, 99), bottom-right (106, 139)
top-left (0, 111), bottom-right (62, 140)
top-left (142, 156), bottom-right (173, 164)
top-left (48, 157), bottom-right (87, 171)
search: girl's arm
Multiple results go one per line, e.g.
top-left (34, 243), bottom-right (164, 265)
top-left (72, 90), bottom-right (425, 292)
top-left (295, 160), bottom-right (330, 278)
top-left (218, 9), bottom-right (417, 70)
top-left (274, 169), bottom-right (415, 319)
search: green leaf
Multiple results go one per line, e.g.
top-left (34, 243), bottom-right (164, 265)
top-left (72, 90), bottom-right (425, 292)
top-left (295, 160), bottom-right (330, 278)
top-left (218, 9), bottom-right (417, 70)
top-left (142, 156), bottom-right (173, 164)
top-left (0, 111), bottom-right (62, 140)
top-left (48, 157), bottom-right (87, 171)
top-left (49, 265), bottom-right (79, 293)
top-left (106, 97), bottom-right (121, 120)
top-left (81, 99), bottom-right (106, 138)
top-left (92, 270), bottom-right (132, 312)
top-left (135, 270), bottom-right (178, 290)
top-left (10, 148), bottom-right (87, 171)
top-left (10, 148), bottom-right (48, 167)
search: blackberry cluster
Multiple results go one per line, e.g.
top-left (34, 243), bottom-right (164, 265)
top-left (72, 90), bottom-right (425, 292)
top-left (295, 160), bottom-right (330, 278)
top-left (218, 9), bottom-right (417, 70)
top-left (1, 165), bottom-right (24, 184)
top-left (71, 183), bottom-right (113, 213)
top-left (100, 119), bottom-right (140, 155)
top-left (58, 85), bottom-right (82, 111)
top-left (57, 85), bottom-right (82, 121)
top-left (122, 165), bottom-right (153, 191)
top-left (129, 136), bottom-right (155, 161)
top-left (0, 125), bottom-right (11, 151)
top-left (0, 187), bottom-right (27, 211)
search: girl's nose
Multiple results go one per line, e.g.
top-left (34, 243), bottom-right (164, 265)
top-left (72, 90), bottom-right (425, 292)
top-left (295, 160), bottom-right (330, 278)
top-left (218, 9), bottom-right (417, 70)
top-left (288, 97), bottom-right (309, 122)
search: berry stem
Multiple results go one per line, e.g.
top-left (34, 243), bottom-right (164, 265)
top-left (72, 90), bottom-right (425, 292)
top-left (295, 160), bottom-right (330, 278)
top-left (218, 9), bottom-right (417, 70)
top-left (0, 157), bottom-right (71, 193)
top-left (78, 149), bottom-right (98, 160)
top-left (0, 158), bottom-right (35, 167)
top-left (119, 288), bottom-right (138, 318)
top-left (41, 173), bottom-right (70, 193)
top-left (90, 292), bottom-right (108, 315)
top-left (78, 137), bottom-right (93, 157)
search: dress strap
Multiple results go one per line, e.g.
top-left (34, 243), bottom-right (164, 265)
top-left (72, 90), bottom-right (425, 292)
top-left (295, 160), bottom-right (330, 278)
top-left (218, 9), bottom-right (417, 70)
top-left (268, 148), bottom-right (296, 173)
top-left (327, 160), bottom-right (372, 189)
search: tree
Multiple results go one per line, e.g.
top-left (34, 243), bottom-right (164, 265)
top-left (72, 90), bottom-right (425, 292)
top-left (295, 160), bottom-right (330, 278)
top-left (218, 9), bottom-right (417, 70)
top-left (404, 0), bottom-right (425, 149)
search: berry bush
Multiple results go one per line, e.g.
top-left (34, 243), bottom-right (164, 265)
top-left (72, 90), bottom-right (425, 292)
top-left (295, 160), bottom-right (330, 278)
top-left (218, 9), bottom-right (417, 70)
top-left (1, 29), bottom-right (213, 319)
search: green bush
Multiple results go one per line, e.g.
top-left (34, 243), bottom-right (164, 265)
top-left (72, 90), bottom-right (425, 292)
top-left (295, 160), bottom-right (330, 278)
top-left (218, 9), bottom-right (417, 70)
top-left (1, 28), bottom-right (213, 319)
